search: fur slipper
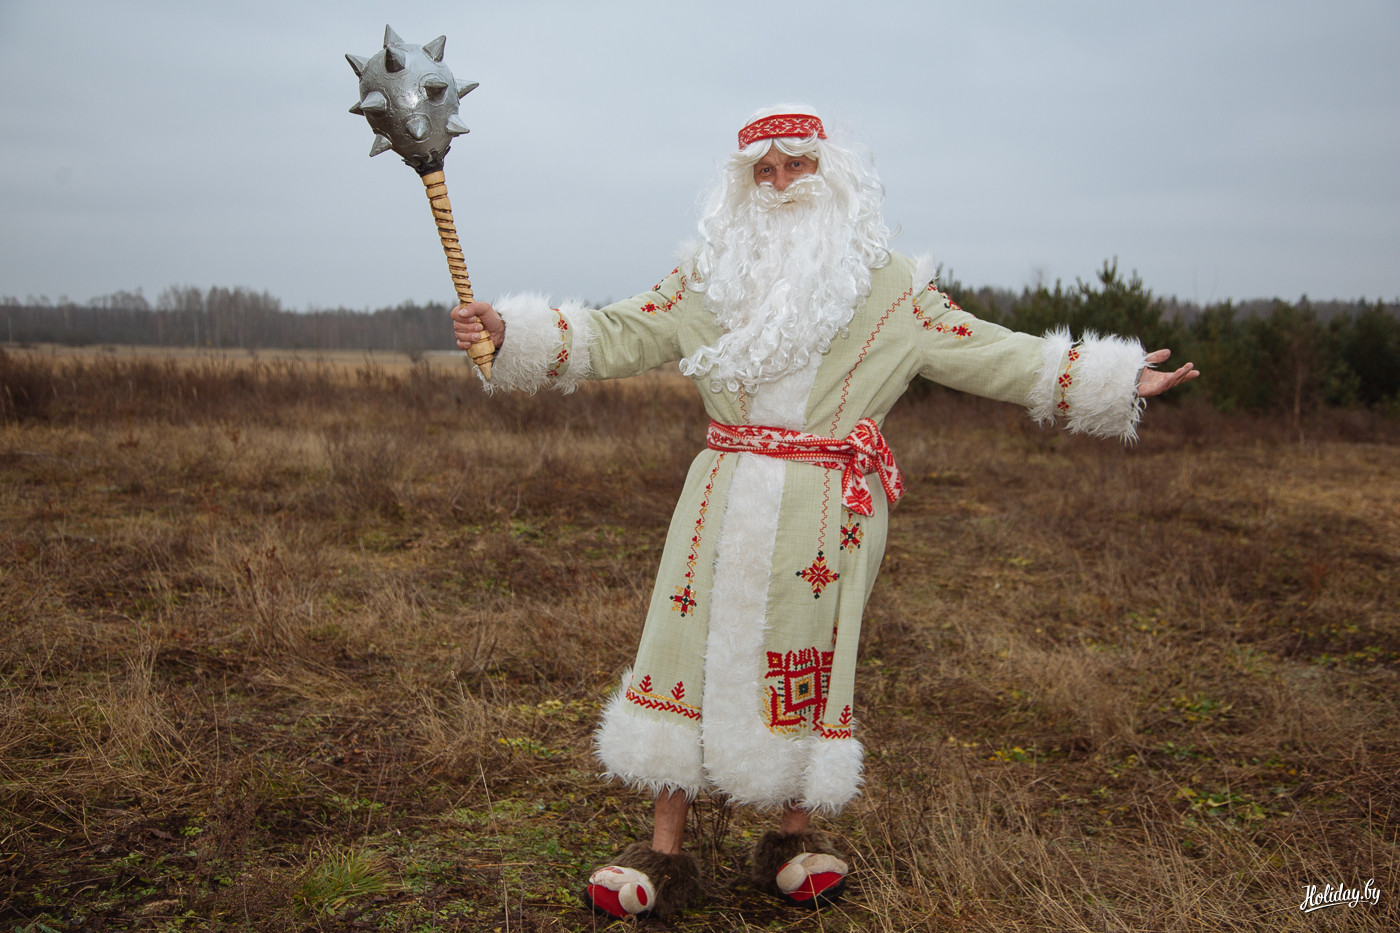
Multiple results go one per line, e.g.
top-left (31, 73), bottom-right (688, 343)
top-left (584, 842), bottom-right (702, 919)
top-left (751, 829), bottom-right (850, 908)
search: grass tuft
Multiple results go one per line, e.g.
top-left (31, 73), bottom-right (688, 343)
top-left (293, 846), bottom-right (396, 917)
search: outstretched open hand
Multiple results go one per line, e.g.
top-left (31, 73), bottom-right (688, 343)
top-left (1137, 349), bottom-right (1200, 398)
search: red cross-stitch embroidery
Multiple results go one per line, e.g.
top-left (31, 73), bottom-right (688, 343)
top-left (1056, 346), bottom-right (1081, 414)
top-left (913, 287), bottom-right (967, 331)
top-left (545, 311), bottom-right (570, 378)
top-left (912, 300), bottom-right (935, 330)
top-left (646, 268), bottom-right (687, 314)
top-left (839, 522), bottom-right (862, 551)
top-left (805, 283), bottom-right (911, 559)
top-left (626, 674), bottom-right (700, 720)
top-left (671, 585), bottom-right (696, 615)
top-left (816, 704), bottom-right (854, 739)
top-left (764, 647), bottom-right (834, 733)
top-left (796, 550), bottom-right (839, 598)
top-left (706, 420), bottom-right (901, 519)
top-left (671, 456), bottom-right (724, 615)
top-left (660, 275), bottom-right (687, 312)
top-left (738, 113), bottom-right (826, 148)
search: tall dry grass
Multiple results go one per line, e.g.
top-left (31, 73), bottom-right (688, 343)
top-left (1, 345), bottom-right (1396, 931)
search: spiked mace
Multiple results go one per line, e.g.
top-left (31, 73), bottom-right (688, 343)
top-left (346, 26), bottom-right (493, 378)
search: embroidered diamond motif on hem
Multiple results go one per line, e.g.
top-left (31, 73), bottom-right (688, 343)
top-left (763, 647), bottom-right (835, 733)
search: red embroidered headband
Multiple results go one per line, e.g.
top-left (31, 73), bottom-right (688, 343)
top-left (737, 113), bottom-right (826, 148)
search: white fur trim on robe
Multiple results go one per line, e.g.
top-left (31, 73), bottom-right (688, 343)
top-left (801, 735), bottom-right (865, 815)
top-left (699, 357), bottom-right (865, 814)
top-left (700, 452), bottom-right (805, 807)
top-left (594, 668), bottom-right (705, 798)
top-left (911, 253), bottom-right (938, 292)
top-left (479, 293), bottom-right (594, 394)
top-left (1028, 327), bottom-right (1148, 443)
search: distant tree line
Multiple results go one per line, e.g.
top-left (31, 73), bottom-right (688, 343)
top-left (1, 286), bottom-right (456, 359)
top-left (943, 260), bottom-right (1400, 418)
top-left (5, 264), bottom-right (1399, 415)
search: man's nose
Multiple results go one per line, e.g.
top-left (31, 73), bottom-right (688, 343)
top-left (773, 170), bottom-right (794, 191)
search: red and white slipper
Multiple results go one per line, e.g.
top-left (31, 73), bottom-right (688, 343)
top-left (775, 851), bottom-right (849, 907)
top-left (585, 865), bottom-right (656, 919)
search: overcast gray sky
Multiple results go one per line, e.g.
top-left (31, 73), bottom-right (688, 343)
top-left (1, 0), bottom-right (1397, 312)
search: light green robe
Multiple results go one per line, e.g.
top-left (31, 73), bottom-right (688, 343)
top-left (488, 251), bottom-right (1145, 812)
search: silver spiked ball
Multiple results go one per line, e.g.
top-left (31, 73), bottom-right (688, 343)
top-left (346, 25), bottom-right (478, 175)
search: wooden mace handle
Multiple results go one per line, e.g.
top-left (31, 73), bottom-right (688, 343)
top-left (421, 170), bottom-right (494, 380)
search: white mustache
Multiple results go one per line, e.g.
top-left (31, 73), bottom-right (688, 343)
top-left (752, 173), bottom-right (828, 211)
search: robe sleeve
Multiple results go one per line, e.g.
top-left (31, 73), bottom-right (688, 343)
top-left (911, 282), bottom-right (1149, 442)
top-left (481, 268), bottom-right (689, 394)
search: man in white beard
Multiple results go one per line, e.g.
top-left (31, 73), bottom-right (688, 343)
top-left (680, 136), bottom-right (889, 395)
top-left (451, 105), bottom-right (1198, 919)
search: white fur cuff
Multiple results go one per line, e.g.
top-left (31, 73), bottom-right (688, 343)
top-left (481, 293), bottom-right (594, 394)
top-left (1029, 326), bottom-right (1076, 427)
top-left (1029, 327), bottom-right (1147, 443)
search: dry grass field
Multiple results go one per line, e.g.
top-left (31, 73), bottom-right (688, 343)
top-left (2, 345), bottom-right (1397, 931)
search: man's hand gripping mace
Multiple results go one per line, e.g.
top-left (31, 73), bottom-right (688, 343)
top-left (346, 26), bottom-right (493, 379)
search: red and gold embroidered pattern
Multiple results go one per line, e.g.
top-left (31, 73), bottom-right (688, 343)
top-left (670, 455), bottom-right (725, 616)
top-left (796, 550), bottom-right (839, 598)
top-left (815, 705), bottom-right (854, 739)
top-left (912, 302), bottom-right (934, 330)
top-left (839, 522), bottom-right (862, 551)
top-left (626, 673), bottom-right (700, 721)
top-left (643, 268), bottom-right (688, 316)
top-left (1055, 346), bottom-right (1081, 415)
top-left (660, 275), bottom-right (687, 312)
top-left (763, 647), bottom-right (834, 733)
top-left (543, 310), bottom-right (570, 378)
top-left (738, 113), bottom-right (826, 148)
top-left (913, 287), bottom-right (967, 332)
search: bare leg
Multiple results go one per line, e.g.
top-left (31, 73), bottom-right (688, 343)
top-left (779, 802), bottom-right (811, 835)
top-left (651, 789), bottom-right (690, 855)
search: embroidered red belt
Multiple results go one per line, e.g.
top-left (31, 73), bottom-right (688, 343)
top-left (706, 418), bottom-right (904, 517)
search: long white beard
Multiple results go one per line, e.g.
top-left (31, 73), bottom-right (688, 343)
top-left (682, 174), bottom-right (873, 394)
